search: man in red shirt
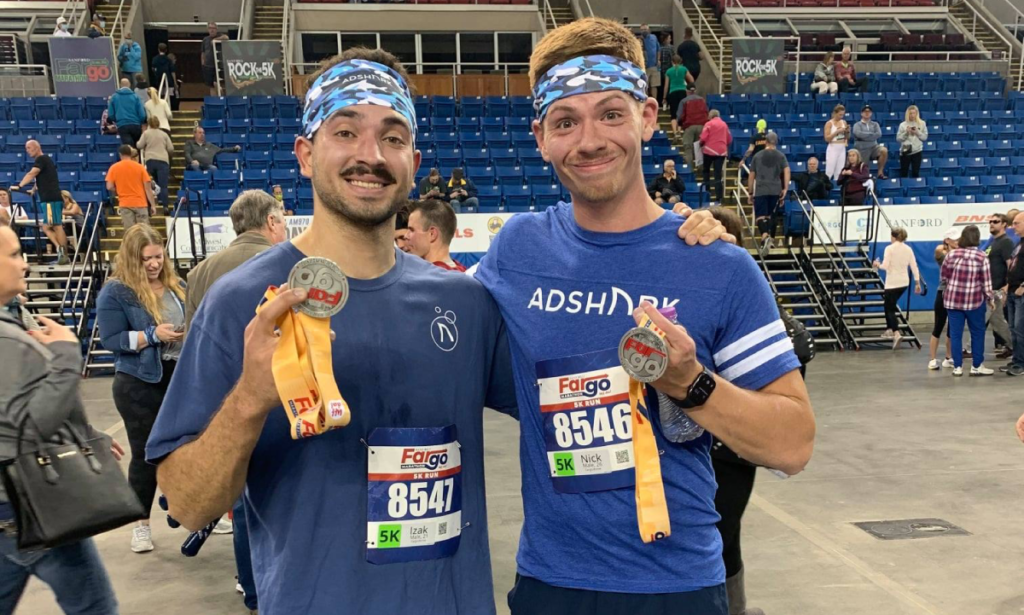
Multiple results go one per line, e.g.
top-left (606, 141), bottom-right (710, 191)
top-left (405, 199), bottom-right (466, 272)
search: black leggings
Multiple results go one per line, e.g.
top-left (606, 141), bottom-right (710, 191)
top-left (932, 289), bottom-right (948, 339)
top-left (884, 286), bottom-right (907, 331)
top-left (713, 457), bottom-right (756, 578)
top-left (900, 151), bottom-right (922, 178)
top-left (112, 360), bottom-right (176, 518)
top-left (703, 155), bottom-right (725, 203)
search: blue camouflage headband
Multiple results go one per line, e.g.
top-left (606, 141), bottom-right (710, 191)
top-left (301, 59), bottom-right (417, 141)
top-left (532, 55), bottom-right (648, 122)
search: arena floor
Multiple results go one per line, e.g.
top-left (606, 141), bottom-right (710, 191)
top-left (18, 343), bottom-right (1024, 615)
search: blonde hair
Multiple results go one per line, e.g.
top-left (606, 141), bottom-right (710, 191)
top-left (847, 149), bottom-right (863, 166)
top-left (60, 190), bottom-right (76, 207)
top-left (529, 17), bottom-right (645, 88)
top-left (110, 224), bottom-right (184, 324)
top-left (147, 115), bottom-right (160, 129)
top-left (905, 105), bottom-right (925, 126)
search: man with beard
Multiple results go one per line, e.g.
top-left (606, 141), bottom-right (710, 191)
top-left (147, 48), bottom-right (728, 615)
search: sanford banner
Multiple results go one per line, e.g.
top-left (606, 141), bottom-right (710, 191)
top-left (221, 41), bottom-right (284, 96)
top-left (732, 38), bottom-right (786, 94)
top-left (48, 37), bottom-right (118, 97)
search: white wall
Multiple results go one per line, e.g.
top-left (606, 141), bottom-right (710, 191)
top-left (138, 0), bottom-right (243, 25)
top-left (585, 0), bottom-right (674, 25)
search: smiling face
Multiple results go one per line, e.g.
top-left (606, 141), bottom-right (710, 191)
top-left (533, 91), bottom-right (656, 207)
top-left (296, 106), bottom-right (420, 229)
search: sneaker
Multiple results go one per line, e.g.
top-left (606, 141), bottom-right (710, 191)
top-left (997, 348), bottom-right (1013, 359)
top-left (131, 524), bottom-right (154, 553)
top-left (1000, 362), bottom-right (1014, 372)
top-left (927, 359), bottom-right (940, 370)
top-left (236, 582), bottom-right (244, 594)
top-left (212, 517), bottom-right (233, 535)
top-left (941, 358), bottom-right (955, 368)
top-left (971, 365), bottom-right (994, 376)
top-left (952, 367), bottom-right (963, 377)
top-left (762, 237), bottom-right (775, 251)
top-left (1008, 365), bottom-right (1024, 376)
top-left (880, 330), bottom-right (894, 339)
top-left (892, 331), bottom-right (903, 350)
top-left (56, 253), bottom-right (70, 266)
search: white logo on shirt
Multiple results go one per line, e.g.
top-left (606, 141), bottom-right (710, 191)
top-left (431, 307), bottom-right (459, 352)
top-left (526, 286), bottom-right (680, 317)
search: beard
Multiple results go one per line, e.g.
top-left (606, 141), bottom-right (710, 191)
top-left (311, 156), bottom-right (410, 229)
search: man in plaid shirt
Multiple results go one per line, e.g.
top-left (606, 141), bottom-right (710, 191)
top-left (941, 225), bottom-right (994, 376)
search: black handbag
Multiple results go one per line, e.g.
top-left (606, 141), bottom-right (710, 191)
top-left (1, 418), bottom-right (145, 551)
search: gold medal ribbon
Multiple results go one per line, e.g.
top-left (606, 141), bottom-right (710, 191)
top-left (258, 286), bottom-right (351, 439)
top-left (628, 379), bottom-right (671, 543)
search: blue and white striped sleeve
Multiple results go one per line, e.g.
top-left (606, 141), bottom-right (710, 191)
top-left (712, 254), bottom-right (801, 391)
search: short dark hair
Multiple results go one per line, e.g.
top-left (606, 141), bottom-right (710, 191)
top-left (158, 42), bottom-right (167, 53)
top-left (395, 203), bottom-right (410, 231)
top-left (306, 47), bottom-right (413, 95)
top-left (685, 27), bottom-right (694, 38)
top-left (959, 224), bottom-right (981, 248)
top-left (409, 199), bottom-right (458, 245)
top-left (118, 144), bottom-right (133, 157)
top-left (990, 213), bottom-right (1010, 225)
top-left (890, 227), bottom-right (908, 242)
top-left (709, 206), bottom-right (745, 243)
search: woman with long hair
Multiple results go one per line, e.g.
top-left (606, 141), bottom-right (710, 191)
top-left (144, 87), bottom-right (173, 135)
top-left (838, 148), bottom-right (870, 205)
top-left (97, 224), bottom-right (186, 553)
top-left (136, 116), bottom-right (174, 213)
top-left (897, 105), bottom-right (928, 179)
top-left (928, 229), bottom-right (959, 370)
top-left (823, 103), bottom-right (849, 182)
top-left (941, 224), bottom-right (993, 377)
top-left (872, 227), bottom-right (922, 348)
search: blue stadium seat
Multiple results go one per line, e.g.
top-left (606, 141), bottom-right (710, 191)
top-left (54, 152), bottom-right (85, 173)
top-left (510, 97), bottom-right (534, 117)
top-left (270, 168), bottom-right (297, 192)
top-left (476, 184), bottom-right (502, 209)
top-left (978, 193), bottom-right (1004, 203)
top-left (86, 152), bottom-right (115, 170)
top-left (275, 96), bottom-right (300, 118)
top-left (518, 148), bottom-right (544, 166)
top-left (496, 166), bottom-right (524, 187)
top-left (893, 197), bottom-right (920, 205)
top-left (250, 96), bottom-right (275, 119)
top-left (78, 172), bottom-right (107, 195)
top-left (903, 177), bottom-right (929, 197)
top-left (506, 117), bottom-right (531, 130)
top-left (33, 97), bottom-right (58, 120)
top-left (953, 176), bottom-right (980, 193)
top-left (204, 97), bottom-right (227, 120)
top-left (877, 178), bottom-right (900, 196)
top-left (524, 165), bottom-right (553, 186)
top-left (222, 134), bottom-right (245, 149)
top-left (57, 171), bottom-right (78, 190)
top-left (490, 148), bottom-right (517, 167)
top-left (466, 166), bottom-right (494, 184)
top-left (242, 169), bottom-right (269, 191)
top-left (226, 119), bottom-right (251, 134)
top-left (460, 133), bottom-right (484, 149)
top-left (460, 97), bottom-right (484, 118)
top-left (926, 176), bottom-right (955, 196)
top-left (183, 170), bottom-right (211, 192)
top-left (247, 133), bottom-right (274, 149)
top-left (75, 119), bottom-right (100, 133)
top-left (503, 185), bottom-right (532, 211)
top-left (227, 97), bottom-right (250, 119)
top-left (65, 135), bottom-right (94, 154)
top-left (921, 195), bottom-right (947, 205)
top-left (212, 170), bottom-right (240, 190)
top-left (980, 175), bottom-right (1007, 193)
top-left (46, 120), bottom-right (74, 136)
top-left (274, 134), bottom-right (295, 149)
top-left (243, 151), bottom-right (271, 170)
top-left (71, 190), bottom-right (102, 206)
top-left (200, 119), bottom-right (224, 136)
top-left (457, 116), bottom-right (480, 130)
top-left (278, 118), bottom-right (301, 135)
top-left (434, 132), bottom-right (457, 147)
top-left (485, 97), bottom-right (510, 118)
top-left (207, 189), bottom-right (238, 210)
top-left (84, 97), bottom-right (106, 120)
top-left (297, 186), bottom-right (314, 208)
top-left (986, 156), bottom-right (1013, 173)
top-left (58, 97), bottom-right (85, 120)
top-left (253, 118), bottom-right (278, 133)
top-left (531, 184), bottom-right (562, 209)
top-left (483, 130), bottom-right (510, 149)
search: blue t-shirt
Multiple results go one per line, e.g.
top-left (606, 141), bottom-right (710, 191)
top-left (475, 203), bottom-right (800, 594)
top-left (147, 243), bottom-right (516, 615)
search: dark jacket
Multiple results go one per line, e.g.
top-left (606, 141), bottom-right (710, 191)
top-left (184, 140), bottom-right (228, 168)
top-left (152, 54), bottom-right (175, 90)
top-left (107, 87), bottom-right (146, 127)
top-left (445, 178), bottom-right (478, 200)
top-left (97, 279), bottom-right (186, 384)
top-left (0, 310), bottom-right (97, 504)
top-left (793, 170), bottom-right (833, 200)
top-left (647, 174), bottom-right (686, 199)
top-left (838, 162), bottom-right (870, 196)
top-left (185, 232), bottom-right (273, 330)
top-left (678, 94), bottom-right (709, 130)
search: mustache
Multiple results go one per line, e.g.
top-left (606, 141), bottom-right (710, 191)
top-left (341, 165), bottom-right (396, 185)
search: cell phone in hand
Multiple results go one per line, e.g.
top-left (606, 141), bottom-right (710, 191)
top-left (174, 324), bottom-right (185, 333)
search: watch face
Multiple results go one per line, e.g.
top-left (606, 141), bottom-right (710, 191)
top-left (689, 370), bottom-right (717, 406)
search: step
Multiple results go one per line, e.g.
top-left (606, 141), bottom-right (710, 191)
top-left (840, 300), bottom-right (886, 308)
top-left (855, 335), bottom-right (919, 344)
top-left (846, 323), bottom-right (914, 332)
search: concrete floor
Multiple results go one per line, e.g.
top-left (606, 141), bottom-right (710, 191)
top-left (18, 345), bottom-right (1024, 615)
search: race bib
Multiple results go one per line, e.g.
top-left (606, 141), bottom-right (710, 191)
top-left (366, 426), bottom-right (462, 565)
top-left (536, 348), bottom-right (636, 494)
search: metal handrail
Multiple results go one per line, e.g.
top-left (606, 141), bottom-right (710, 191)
top-left (166, 189), bottom-right (207, 268)
top-left (291, 61), bottom-right (531, 97)
top-left (957, 0), bottom-right (1019, 77)
top-left (676, 0), bottom-right (725, 92)
top-left (725, 0), bottom-right (953, 6)
top-left (582, 0), bottom-right (595, 17)
top-left (731, 0), bottom-right (763, 38)
top-left (61, 202), bottom-right (102, 338)
top-left (543, 0), bottom-right (558, 30)
top-left (111, 0), bottom-right (129, 43)
top-left (238, 0), bottom-right (250, 41)
top-left (735, 162), bottom-right (756, 240)
top-left (283, 0), bottom-right (294, 94)
top-left (981, 0), bottom-right (1024, 40)
top-left (157, 72), bottom-right (170, 105)
top-left (791, 191), bottom-right (857, 292)
top-left (56, 200), bottom-right (93, 314)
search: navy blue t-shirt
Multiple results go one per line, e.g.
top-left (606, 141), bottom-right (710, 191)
top-left (475, 203), bottom-right (800, 594)
top-left (147, 243), bottom-right (516, 615)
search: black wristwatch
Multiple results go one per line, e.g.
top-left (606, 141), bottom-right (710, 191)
top-left (668, 366), bottom-right (716, 409)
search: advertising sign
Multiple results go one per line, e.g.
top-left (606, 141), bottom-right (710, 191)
top-left (732, 38), bottom-right (786, 94)
top-left (221, 41), bottom-right (284, 96)
top-left (48, 37), bottom-right (118, 97)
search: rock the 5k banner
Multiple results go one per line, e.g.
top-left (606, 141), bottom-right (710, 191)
top-left (732, 38), bottom-right (786, 94)
top-left (221, 41), bottom-right (284, 95)
top-left (48, 37), bottom-right (118, 97)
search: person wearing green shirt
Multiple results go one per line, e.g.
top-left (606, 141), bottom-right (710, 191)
top-left (665, 55), bottom-right (695, 136)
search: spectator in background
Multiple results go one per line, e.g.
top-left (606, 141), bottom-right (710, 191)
top-left (97, 223), bottom-right (187, 553)
top-left (929, 228), bottom-right (959, 370)
top-left (107, 144), bottom-right (157, 228)
top-left (941, 224), bottom-right (994, 377)
top-left (134, 73), bottom-right (150, 105)
top-left (793, 157), bottom-right (832, 200)
top-left (404, 199), bottom-right (467, 272)
top-left (202, 22), bottom-right (230, 96)
top-left (663, 55), bottom-right (693, 136)
top-left (853, 105), bottom-right (888, 179)
top-left (740, 118), bottom-right (768, 166)
top-left (118, 33), bottom-right (143, 81)
top-left (824, 103), bottom-right (850, 182)
top-left (897, 105), bottom-right (928, 179)
top-left (108, 77), bottom-right (147, 148)
top-left (700, 109), bottom-right (731, 205)
top-left (835, 47), bottom-right (868, 93)
top-left (0, 187), bottom-right (26, 223)
top-left (101, 108), bottom-right (118, 136)
top-left (11, 140), bottom-right (69, 264)
top-left (677, 84), bottom-right (708, 168)
top-left (52, 16), bottom-right (72, 37)
top-left (987, 213), bottom-right (1014, 359)
top-left (811, 52), bottom-right (838, 95)
top-left (648, 159), bottom-right (686, 206)
top-left (86, 17), bottom-right (104, 39)
top-left (185, 127), bottom-right (239, 171)
top-left (838, 149), bottom-right (870, 205)
top-left (418, 167), bottom-right (444, 200)
top-left (152, 45), bottom-right (180, 111)
top-left (394, 204), bottom-right (411, 253)
top-left (137, 116), bottom-right (174, 214)
top-left (658, 33), bottom-right (675, 106)
top-left (60, 191), bottom-right (84, 249)
top-left (1007, 210), bottom-right (1021, 244)
top-left (445, 168), bottom-right (479, 212)
top-left (872, 227), bottom-right (922, 349)
top-left (677, 27), bottom-right (703, 83)
top-left (639, 24), bottom-right (660, 97)
top-left (747, 131), bottom-right (790, 250)
top-left (1004, 212), bottom-right (1024, 376)
top-left (145, 87), bottom-right (173, 135)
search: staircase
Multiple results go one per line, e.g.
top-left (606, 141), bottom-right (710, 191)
top-left (758, 249), bottom-right (841, 348)
top-left (93, 0), bottom-right (132, 43)
top-left (950, 0), bottom-right (1023, 90)
top-left (679, 0), bottom-right (732, 91)
top-left (169, 109), bottom-right (202, 198)
top-left (807, 244), bottom-right (921, 349)
top-left (541, 0), bottom-right (576, 31)
top-left (251, 4), bottom-right (285, 42)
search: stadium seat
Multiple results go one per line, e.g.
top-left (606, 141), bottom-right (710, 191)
top-left (54, 152), bottom-right (85, 173)
top-left (65, 135), bottom-right (94, 154)
top-left (275, 96), bottom-right (300, 118)
top-left (183, 170), bottom-right (211, 192)
top-left (251, 96), bottom-right (275, 119)
top-left (496, 166), bottom-right (524, 187)
top-left (59, 97), bottom-right (85, 120)
top-left (531, 184), bottom-right (562, 209)
top-left (503, 185), bottom-right (532, 211)
top-left (207, 189), bottom-right (238, 210)
top-left (476, 184), bottom-right (502, 209)
top-left (212, 170), bottom-right (240, 190)
top-left (204, 97), bottom-right (227, 120)
top-left (242, 169), bottom-right (269, 191)
top-left (270, 168), bottom-right (298, 192)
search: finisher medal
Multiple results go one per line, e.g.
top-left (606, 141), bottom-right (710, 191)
top-left (617, 319), bottom-right (670, 383)
top-left (287, 257), bottom-right (348, 318)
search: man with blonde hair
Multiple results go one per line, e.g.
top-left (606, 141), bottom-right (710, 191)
top-left (476, 16), bottom-right (814, 615)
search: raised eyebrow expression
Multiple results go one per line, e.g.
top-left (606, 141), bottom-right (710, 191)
top-left (323, 110), bottom-right (412, 140)
top-left (547, 93), bottom-right (633, 123)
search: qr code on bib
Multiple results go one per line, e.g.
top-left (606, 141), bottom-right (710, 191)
top-left (616, 450), bottom-right (630, 464)
top-left (438, 522), bottom-right (448, 537)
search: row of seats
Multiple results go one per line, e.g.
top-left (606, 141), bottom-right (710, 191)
top-left (297, 0), bottom-right (534, 4)
top-left (0, 134), bottom-right (123, 155)
top-left (0, 97), bottom-right (111, 121)
top-left (785, 72), bottom-right (1006, 94)
top-left (708, 93), bottom-right (1014, 116)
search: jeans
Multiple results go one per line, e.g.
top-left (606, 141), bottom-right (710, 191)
top-left (0, 533), bottom-right (118, 614)
top-left (146, 159), bottom-right (170, 207)
top-left (117, 124), bottom-right (141, 148)
top-left (948, 303), bottom-right (987, 369)
top-left (508, 575), bottom-right (727, 615)
top-left (703, 155), bottom-right (725, 203)
top-left (233, 498), bottom-right (257, 610)
top-left (1009, 293), bottom-right (1024, 367)
top-left (883, 286), bottom-right (907, 331)
top-left (449, 197), bottom-right (479, 212)
top-left (988, 291), bottom-right (1012, 350)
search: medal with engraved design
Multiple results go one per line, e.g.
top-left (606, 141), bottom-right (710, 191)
top-left (287, 257), bottom-right (348, 318)
top-left (618, 315), bottom-right (670, 383)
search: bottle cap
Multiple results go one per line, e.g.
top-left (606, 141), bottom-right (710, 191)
top-left (657, 306), bottom-right (677, 322)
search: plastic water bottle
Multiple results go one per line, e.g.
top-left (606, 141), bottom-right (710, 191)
top-left (655, 306), bottom-right (706, 443)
